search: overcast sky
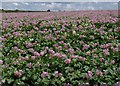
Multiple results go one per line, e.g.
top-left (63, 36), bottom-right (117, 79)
top-left (1, 0), bottom-right (120, 2)
top-left (1, 2), bottom-right (119, 11)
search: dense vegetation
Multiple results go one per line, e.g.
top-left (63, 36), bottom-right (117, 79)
top-left (0, 11), bottom-right (120, 86)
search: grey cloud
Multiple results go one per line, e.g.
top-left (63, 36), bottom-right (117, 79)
top-left (1, 2), bottom-right (119, 11)
top-left (1, 0), bottom-right (120, 2)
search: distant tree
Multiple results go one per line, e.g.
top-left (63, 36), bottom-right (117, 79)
top-left (47, 9), bottom-right (50, 12)
top-left (59, 10), bottom-right (61, 12)
top-left (15, 9), bottom-right (19, 12)
top-left (2, 9), bottom-right (4, 11)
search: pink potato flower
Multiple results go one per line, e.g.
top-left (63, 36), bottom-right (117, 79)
top-left (28, 48), bottom-right (34, 53)
top-left (85, 71), bottom-right (93, 79)
top-left (103, 49), bottom-right (110, 56)
top-left (41, 72), bottom-right (49, 78)
top-left (27, 63), bottom-right (32, 68)
top-left (13, 32), bottom-right (20, 37)
top-left (96, 70), bottom-right (103, 76)
top-left (79, 56), bottom-right (86, 61)
top-left (40, 51), bottom-right (45, 56)
top-left (0, 60), bottom-right (3, 65)
top-left (53, 71), bottom-right (62, 77)
top-left (34, 51), bottom-right (40, 57)
top-left (82, 44), bottom-right (90, 50)
top-left (100, 58), bottom-right (104, 62)
top-left (25, 42), bottom-right (33, 48)
top-left (14, 70), bottom-right (23, 77)
top-left (64, 59), bottom-right (71, 64)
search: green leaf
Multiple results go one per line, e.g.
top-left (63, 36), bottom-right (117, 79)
top-left (22, 76), bottom-right (26, 80)
top-left (33, 75), bottom-right (37, 80)
top-left (7, 78), bottom-right (14, 84)
top-left (61, 77), bottom-right (65, 81)
top-left (80, 73), bottom-right (85, 78)
top-left (2, 78), bottom-right (6, 83)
